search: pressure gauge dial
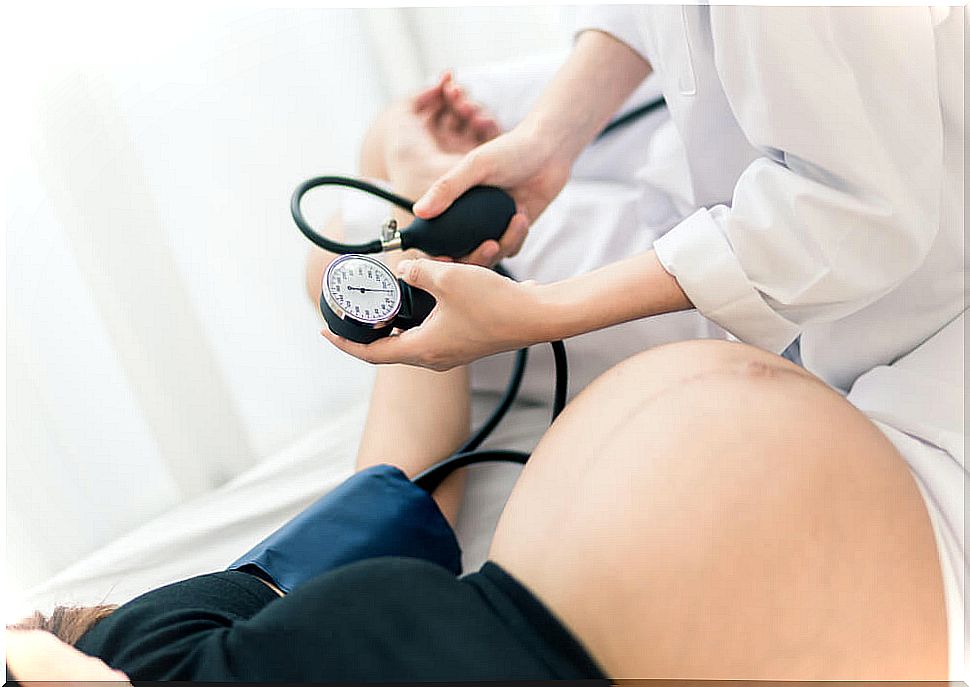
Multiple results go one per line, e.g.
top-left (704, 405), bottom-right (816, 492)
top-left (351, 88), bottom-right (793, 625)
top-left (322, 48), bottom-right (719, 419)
top-left (321, 254), bottom-right (436, 344)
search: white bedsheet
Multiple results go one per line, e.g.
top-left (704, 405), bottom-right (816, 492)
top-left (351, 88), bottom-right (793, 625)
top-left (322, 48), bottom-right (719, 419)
top-left (24, 395), bottom-right (553, 612)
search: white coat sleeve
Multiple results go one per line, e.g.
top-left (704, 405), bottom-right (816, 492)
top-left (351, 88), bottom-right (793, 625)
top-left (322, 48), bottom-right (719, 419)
top-left (573, 5), bottom-right (650, 61)
top-left (653, 7), bottom-right (944, 353)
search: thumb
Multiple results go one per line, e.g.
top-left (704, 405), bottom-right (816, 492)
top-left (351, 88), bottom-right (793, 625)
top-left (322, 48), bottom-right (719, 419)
top-left (396, 258), bottom-right (450, 293)
top-left (413, 151), bottom-right (486, 219)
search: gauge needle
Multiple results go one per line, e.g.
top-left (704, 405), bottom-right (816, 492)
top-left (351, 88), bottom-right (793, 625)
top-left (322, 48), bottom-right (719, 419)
top-left (347, 285), bottom-right (394, 293)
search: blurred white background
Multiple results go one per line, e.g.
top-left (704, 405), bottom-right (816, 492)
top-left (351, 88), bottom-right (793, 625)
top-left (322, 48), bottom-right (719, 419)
top-left (4, 4), bottom-right (573, 610)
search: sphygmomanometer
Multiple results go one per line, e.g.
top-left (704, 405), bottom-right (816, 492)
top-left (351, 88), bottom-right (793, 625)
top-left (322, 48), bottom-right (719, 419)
top-left (291, 177), bottom-right (564, 483)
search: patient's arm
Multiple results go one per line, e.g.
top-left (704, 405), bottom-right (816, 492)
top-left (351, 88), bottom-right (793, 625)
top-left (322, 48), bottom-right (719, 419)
top-left (306, 234), bottom-right (470, 525)
top-left (307, 234), bottom-right (469, 525)
top-left (306, 75), bottom-right (500, 523)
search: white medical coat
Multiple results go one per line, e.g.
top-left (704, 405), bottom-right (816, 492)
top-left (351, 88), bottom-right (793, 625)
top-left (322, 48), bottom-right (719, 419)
top-left (579, 5), bottom-right (965, 393)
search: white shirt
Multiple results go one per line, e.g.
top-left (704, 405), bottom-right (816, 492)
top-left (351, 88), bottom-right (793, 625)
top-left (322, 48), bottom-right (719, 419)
top-left (578, 5), bottom-right (965, 393)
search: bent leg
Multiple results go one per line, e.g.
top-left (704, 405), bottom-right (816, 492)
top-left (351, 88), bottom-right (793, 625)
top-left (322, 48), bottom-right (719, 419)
top-left (489, 339), bottom-right (948, 679)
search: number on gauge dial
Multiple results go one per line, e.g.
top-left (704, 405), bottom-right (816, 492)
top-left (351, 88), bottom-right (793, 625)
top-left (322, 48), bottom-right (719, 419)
top-left (327, 256), bottom-right (399, 323)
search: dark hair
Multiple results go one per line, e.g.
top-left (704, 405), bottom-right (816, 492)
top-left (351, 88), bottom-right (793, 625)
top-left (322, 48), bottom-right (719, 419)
top-left (8, 605), bottom-right (117, 645)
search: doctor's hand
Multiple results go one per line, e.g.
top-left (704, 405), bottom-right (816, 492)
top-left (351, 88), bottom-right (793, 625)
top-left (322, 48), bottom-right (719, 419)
top-left (411, 121), bottom-right (573, 267)
top-left (321, 258), bottom-right (541, 371)
top-left (412, 30), bottom-right (652, 267)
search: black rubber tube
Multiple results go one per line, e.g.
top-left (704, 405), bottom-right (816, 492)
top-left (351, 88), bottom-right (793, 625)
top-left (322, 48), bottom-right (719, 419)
top-left (550, 339), bottom-right (568, 422)
top-left (458, 347), bottom-right (528, 454)
top-left (596, 95), bottom-right (666, 140)
top-left (290, 175), bottom-right (415, 254)
top-left (413, 449), bottom-right (530, 493)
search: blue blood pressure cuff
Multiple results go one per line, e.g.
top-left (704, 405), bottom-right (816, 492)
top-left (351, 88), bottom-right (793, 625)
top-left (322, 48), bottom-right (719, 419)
top-left (228, 464), bottom-right (462, 593)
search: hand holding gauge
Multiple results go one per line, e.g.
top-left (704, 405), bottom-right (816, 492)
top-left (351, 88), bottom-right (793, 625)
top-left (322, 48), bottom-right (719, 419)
top-left (321, 254), bottom-right (437, 344)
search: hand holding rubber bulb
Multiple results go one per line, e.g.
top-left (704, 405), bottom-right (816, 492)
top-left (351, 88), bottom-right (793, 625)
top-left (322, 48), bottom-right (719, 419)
top-left (411, 123), bottom-right (573, 264)
top-left (291, 177), bottom-right (515, 260)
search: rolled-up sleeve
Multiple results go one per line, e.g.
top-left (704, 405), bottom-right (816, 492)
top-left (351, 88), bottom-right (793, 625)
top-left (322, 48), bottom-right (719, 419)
top-left (573, 5), bottom-right (649, 61)
top-left (654, 7), bottom-right (943, 353)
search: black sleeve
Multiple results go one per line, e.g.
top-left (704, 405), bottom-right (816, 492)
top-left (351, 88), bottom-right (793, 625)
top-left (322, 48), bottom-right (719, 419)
top-left (188, 558), bottom-right (568, 682)
top-left (75, 558), bottom-right (589, 682)
top-left (74, 571), bottom-right (278, 680)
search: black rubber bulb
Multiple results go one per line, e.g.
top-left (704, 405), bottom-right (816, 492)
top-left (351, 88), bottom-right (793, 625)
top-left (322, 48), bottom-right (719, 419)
top-left (399, 186), bottom-right (515, 258)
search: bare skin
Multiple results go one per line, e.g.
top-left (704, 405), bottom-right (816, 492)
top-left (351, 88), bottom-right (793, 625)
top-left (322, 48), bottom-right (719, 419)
top-left (5, 629), bottom-right (131, 683)
top-left (306, 73), bottom-right (506, 523)
top-left (489, 340), bottom-right (948, 679)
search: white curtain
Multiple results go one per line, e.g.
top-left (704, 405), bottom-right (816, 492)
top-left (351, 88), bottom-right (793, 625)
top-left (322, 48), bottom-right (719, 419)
top-left (4, 6), bottom-right (568, 610)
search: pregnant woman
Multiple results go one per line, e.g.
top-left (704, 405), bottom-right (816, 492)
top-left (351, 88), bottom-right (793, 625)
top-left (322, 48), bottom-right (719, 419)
top-left (7, 67), bottom-right (949, 680)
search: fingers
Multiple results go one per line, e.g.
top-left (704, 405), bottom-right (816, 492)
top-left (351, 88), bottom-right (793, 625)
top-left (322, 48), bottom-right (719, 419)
top-left (460, 240), bottom-right (501, 267)
top-left (413, 150), bottom-right (488, 218)
top-left (394, 257), bottom-right (453, 292)
top-left (416, 71), bottom-right (500, 150)
top-left (445, 83), bottom-right (476, 119)
top-left (472, 114), bottom-right (501, 142)
top-left (412, 84), bottom-right (441, 113)
top-left (413, 71), bottom-right (450, 112)
top-left (439, 108), bottom-right (467, 139)
top-left (498, 211), bottom-right (530, 258)
top-left (321, 327), bottom-right (422, 366)
top-left (442, 80), bottom-right (500, 142)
